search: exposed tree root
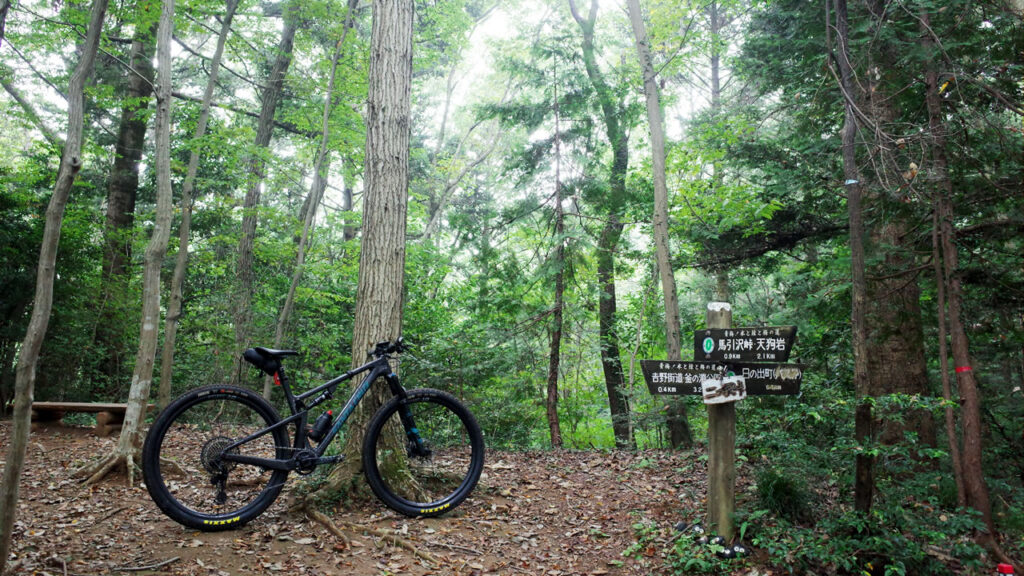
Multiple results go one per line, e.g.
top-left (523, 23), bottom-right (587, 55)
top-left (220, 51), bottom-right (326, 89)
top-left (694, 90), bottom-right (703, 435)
top-left (72, 451), bottom-right (139, 486)
top-left (159, 457), bottom-right (187, 477)
top-left (302, 504), bottom-right (438, 566)
top-left (347, 521), bottom-right (439, 565)
top-left (305, 508), bottom-right (351, 548)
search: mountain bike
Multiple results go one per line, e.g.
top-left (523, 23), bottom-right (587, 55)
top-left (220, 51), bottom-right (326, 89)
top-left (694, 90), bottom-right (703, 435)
top-left (141, 339), bottom-right (485, 531)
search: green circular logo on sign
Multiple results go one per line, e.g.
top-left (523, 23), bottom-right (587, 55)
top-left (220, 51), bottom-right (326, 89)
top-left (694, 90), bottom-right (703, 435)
top-left (702, 337), bottom-right (715, 354)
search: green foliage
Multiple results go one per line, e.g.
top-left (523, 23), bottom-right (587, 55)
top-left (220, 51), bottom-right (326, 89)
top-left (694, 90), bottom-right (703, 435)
top-left (756, 468), bottom-right (814, 524)
top-left (746, 506), bottom-right (986, 576)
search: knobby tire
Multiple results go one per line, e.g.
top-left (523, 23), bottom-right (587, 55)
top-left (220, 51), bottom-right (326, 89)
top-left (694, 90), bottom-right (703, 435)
top-left (362, 388), bottom-right (485, 517)
top-left (141, 385), bottom-right (290, 531)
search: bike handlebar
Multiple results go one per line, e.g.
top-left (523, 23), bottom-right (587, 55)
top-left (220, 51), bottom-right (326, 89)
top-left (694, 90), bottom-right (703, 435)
top-left (370, 338), bottom-right (405, 358)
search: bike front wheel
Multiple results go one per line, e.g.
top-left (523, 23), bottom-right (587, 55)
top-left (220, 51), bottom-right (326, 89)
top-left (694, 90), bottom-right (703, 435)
top-left (141, 385), bottom-right (290, 531)
top-left (362, 388), bottom-right (485, 517)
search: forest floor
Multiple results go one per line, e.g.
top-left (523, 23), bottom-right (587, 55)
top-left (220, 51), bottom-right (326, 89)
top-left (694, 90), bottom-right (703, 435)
top-left (2, 421), bottom-right (769, 576)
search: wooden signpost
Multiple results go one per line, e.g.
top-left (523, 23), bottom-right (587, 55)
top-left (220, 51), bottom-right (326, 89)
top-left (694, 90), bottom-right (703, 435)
top-left (640, 303), bottom-right (801, 541)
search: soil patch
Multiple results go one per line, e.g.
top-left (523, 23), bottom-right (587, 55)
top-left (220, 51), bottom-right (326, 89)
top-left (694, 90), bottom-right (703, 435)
top-left (2, 421), bottom-right (756, 575)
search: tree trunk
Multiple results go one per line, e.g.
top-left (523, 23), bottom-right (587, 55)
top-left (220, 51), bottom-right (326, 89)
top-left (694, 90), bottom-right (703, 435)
top-left (932, 207), bottom-right (966, 506)
top-left (865, 218), bottom-right (935, 447)
top-left (341, 155), bottom-right (358, 242)
top-left (831, 0), bottom-right (873, 513)
top-left (706, 302), bottom-right (735, 540)
top-left (0, 75), bottom-right (60, 145)
top-left (96, 9), bottom-right (157, 393)
top-left (77, 0), bottom-right (175, 486)
top-left (307, 0), bottom-right (413, 505)
top-left (625, 0), bottom-right (691, 449)
top-left (856, 0), bottom-right (935, 453)
top-left (0, 0), bottom-right (109, 570)
top-left (921, 11), bottom-right (995, 539)
top-left (0, 0), bottom-right (9, 46)
top-left (546, 65), bottom-right (565, 449)
top-left (569, 0), bottom-right (634, 450)
top-left (265, 0), bottom-right (359, 399)
top-left (157, 0), bottom-right (240, 411)
top-left (234, 3), bottom-right (299, 377)
top-left (597, 219), bottom-right (633, 449)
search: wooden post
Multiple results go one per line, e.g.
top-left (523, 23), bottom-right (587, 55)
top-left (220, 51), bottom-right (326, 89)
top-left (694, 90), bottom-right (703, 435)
top-left (706, 301), bottom-right (735, 541)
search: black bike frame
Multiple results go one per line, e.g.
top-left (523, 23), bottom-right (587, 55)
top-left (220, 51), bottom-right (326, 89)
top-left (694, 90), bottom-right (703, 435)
top-left (220, 353), bottom-right (407, 472)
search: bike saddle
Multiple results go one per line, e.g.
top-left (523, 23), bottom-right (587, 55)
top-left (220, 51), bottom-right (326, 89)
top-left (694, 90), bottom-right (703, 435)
top-left (242, 347), bottom-right (298, 375)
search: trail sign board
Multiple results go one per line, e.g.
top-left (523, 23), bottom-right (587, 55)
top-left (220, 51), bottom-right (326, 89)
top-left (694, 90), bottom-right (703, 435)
top-left (723, 362), bottom-right (803, 396)
top-left (642, 360), bottom-right (803, 396)
top-left (695, 326), bottom-right (797, 362)
top-left (640, 361), bottom-right (726, 396)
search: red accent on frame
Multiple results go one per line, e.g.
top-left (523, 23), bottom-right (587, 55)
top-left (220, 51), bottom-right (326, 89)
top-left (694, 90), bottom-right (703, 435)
top-left (955, 366), bottom-right (972, 373)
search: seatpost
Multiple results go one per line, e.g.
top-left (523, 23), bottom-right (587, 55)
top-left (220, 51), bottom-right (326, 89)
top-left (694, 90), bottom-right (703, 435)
top-left (276, 367), bottom-right (301, 413)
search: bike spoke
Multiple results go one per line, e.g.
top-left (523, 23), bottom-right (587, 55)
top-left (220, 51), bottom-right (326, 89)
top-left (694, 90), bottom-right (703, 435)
top-left (155, 397), bottom-right (280, 518)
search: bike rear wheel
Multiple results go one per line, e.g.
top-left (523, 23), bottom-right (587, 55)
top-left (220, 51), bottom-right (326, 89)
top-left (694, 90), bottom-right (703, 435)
top-left (362, 388), bottom-right (485, 517)
top-left (142, 385), bottom-right (290, 531)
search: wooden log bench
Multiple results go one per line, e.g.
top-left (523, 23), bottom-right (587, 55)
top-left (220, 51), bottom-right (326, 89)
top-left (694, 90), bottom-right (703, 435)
top-left (31, 402), bottom-right (154, 437)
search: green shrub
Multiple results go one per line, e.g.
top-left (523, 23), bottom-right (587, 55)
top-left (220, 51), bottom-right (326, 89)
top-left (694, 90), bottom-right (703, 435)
top-left (756, 468), bottom-right (815, 524)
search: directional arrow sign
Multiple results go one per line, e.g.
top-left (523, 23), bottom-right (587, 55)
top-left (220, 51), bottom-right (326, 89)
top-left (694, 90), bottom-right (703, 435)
top-left (723, 362), bottom-right (803, 395)
top-left (640, 361), bottom-right (726, 396)
top-left (695, 326), bottom-right (797, 362)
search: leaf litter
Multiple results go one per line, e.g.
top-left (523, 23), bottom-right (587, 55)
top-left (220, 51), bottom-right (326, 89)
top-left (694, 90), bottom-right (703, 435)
top-left (1, 421), bottom-right (764, 575)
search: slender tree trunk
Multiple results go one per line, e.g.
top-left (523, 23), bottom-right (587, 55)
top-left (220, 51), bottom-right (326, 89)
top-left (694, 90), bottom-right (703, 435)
top-left (308, 0), bottom-right (413, 504)
top-left (921, 11), bottom-right (995, 541)
top-left (265, 0), bottom-right (359, 399)
top-left (932, 207), bottom-right (966, 506)
top-left (341, 155), bottom-right (358, 242)
top-left (96, 9), bottom-right (158, 391)
top-left (831, 0), bottom-right (873, 513)
top-left (234, 4), bottom-right (299, 376)
top-left (0, 76), bottom-right (60, 145)
top-left (0, 0), bottom-right (109, 570)
top-left (77, 0), bottom-right (176, 487)
top-left (569, 0), bottom-right (634, 449)
top-left (597, 219), bottom-right (633, 448)
top-left (708, 0), bottom-right (731, 308)
top-left (0, 0), bottom-right (9, 46)
top-left (157, 0), bottom-right (240, 410)
top-left (546, 64), bottom-right (565, 448)
top-left (625, 0), bottom-right (691, 449)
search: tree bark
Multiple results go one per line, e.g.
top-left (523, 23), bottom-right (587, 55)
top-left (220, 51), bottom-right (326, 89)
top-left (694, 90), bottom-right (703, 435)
top-left (625, 0), bottom-right (692, 449)
top-left (858, 0), bottom-right (935, 452)
top-left (932, 207), bottom-right (966, 506)
top-left (706, 302), bottom-right (735, 540)
top-left (569, 0), bottom-right (634, 450)
top-left (546, 62), bottom-right (565, 449)
top-left (157, 0), bottom-right (240, 411)
top-left (864, 218), bottom-right (935, 447)
top-left (308, 0), bottom-right (413, 504)
top-left (830, 0), bottom-right (873, 513)
top-left (0, 0), bottom-right (109, 570)
top-left (96, 8), bottom-right (158, 391)
top-left (78, 0), bottom-right (176, 486)
top-left (920, 10), bottom-right (995, 539)
top-left (234, 3), bottom-right (299, 376)
top-left (0, 0), bottom-right (9, 47)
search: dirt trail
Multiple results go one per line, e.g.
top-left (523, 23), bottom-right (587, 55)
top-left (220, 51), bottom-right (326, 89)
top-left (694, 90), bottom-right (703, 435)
top-left (2, 422), bottom-right (719, 575)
